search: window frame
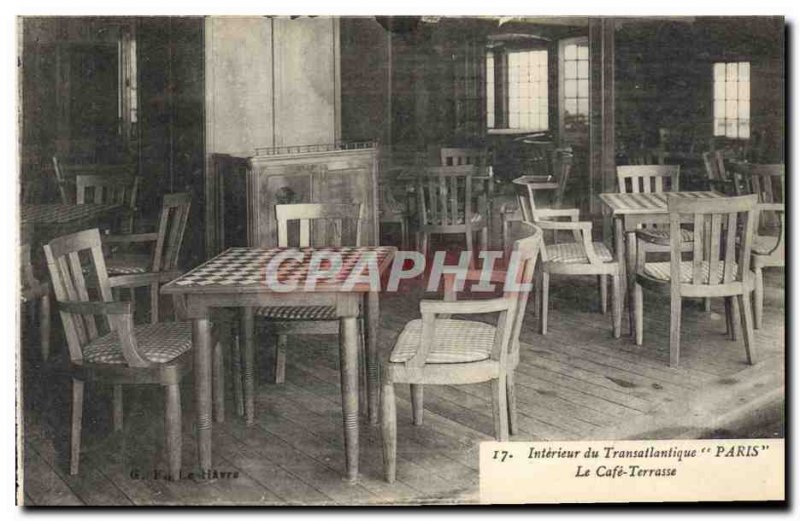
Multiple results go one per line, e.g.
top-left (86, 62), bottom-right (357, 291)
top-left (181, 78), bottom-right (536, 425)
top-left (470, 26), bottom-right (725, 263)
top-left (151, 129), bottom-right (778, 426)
top-left (486, 41), bottom-right (550, 135)
top-left (558, 36), bottom-right (590, 142)
top-left (712, 60), bottom-right (751, 140)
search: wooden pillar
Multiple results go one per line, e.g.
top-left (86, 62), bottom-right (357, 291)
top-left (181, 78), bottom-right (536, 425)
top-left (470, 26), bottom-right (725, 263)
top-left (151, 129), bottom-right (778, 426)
top-left (588, 17), bottom-right (615, 239)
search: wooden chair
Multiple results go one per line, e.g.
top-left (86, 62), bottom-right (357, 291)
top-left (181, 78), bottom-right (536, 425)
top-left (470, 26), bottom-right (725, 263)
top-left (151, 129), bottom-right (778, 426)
top-left (633, 194), bottom-right (758, 367)
top-left (102, 193), bottom-right (191, 324)
top-left (702, 150), bottom-right (737, 195)
top-left (737, 164), bottom-right (785, 329)
top-left (51, 156), bottom-right (73, 204)
top-left (416, 165), bottom-right (490, 258)
top-left (381, 224), bottom-right (543, 483)
top-left (76, 173), bottom-right (142, 234)
top-left (439, 147), bottom-right (488, 168)
top-left (43, 228), bottom-right (193, 477)
top-left (514, 178), bottom-right (621, 337)
top-left (20, 243), bottom-right (51, 361)
top-left (253, 203), bottom-right (365, 388)
top-left (378, 181), bottom-right (409, 250)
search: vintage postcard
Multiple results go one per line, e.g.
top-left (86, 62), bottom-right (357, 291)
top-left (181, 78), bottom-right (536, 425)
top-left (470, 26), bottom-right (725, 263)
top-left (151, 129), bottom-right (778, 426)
top-left (14, 12), bottom-right (786, 507)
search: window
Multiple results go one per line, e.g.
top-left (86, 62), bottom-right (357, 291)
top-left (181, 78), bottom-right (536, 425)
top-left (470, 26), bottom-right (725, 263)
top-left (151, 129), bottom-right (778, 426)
top-left (713, 62), bottom-right (750, 139)
top-left (486, 48), bottom-right (548, 132)
top-left (118, 27), bottom-right (138, 145)
top-left (560, 39), bottom-right (589, 134)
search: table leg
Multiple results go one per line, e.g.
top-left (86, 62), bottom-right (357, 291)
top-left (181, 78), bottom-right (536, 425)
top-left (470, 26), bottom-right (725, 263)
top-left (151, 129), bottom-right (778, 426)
top-left (626, 231), bottom-right (638, 337)
top-left (339, 316), bottom-right (360, 482)
top-left (363, 292), bottom-right (380, 426)
top-left (192, 316), bottom-right (213, 471)
top-left (240, 307), bottom-right (255, 426)
top-left (614, 217), bottom-right (627, 308)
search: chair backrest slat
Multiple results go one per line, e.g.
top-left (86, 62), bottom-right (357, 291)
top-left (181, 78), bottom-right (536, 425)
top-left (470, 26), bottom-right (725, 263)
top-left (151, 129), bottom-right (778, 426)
top-left (617, 165), bottom-right (680, 195)
top-left (275, 203), bottom-right (363, 248)
top-left (43, 228), bottom-right (118, 363)
top-left (440, 147), bottom-right (487, 168)
top-left (76, 174), bottom-right (140, 208)
top-left (416, 165), bottom-right (478, 228)
top-left (668, 194), bottom-right (757, 288)
top-left (153, 193), bottom-right (192, 272)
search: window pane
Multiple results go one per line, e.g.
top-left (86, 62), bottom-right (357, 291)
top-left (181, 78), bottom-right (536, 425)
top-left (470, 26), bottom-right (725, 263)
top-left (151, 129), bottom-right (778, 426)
top-left (565, 98), bottom-right (578, 114)
top-left (738, 81), bottom-right (750, 101)
top-left (565, 44), bottom-right (577, 60)
top-left (578, 79), bottom-right (589, 98)
top-left (739, 100), bottom-right (750, 119)
top-left (714, 99), bottom-right (725, 119)
top-left (565, 61), bottom-right (577, 79)
top-left (726, 80), bottom-right (738, 99)
top-left (726, 100), bottom-right (738, 119)
top-left (539, 114), bottom-right (548, 129)
top-left (714, 63), bottom-right (726, 81)
top-left (726, 62), bottom-right (737, 81)
top-left (726, 119), bottom-right (737, 138)
top-left (577, 45), bottom-right (588, 60)
top-left (714, 80), bottom-right (726, 101)
top-left (486, 52), bottom-right (495, 128)
top-left (738, 119), bottom-right (750, 139)
top-left (739, 62), bottom-right (750, 81)
top-left (714, 118), bottom-right (726, 136)
top-left (578, 98), bottom-right (589, 115)
top-left (577, 60), bottom-right (589, 79)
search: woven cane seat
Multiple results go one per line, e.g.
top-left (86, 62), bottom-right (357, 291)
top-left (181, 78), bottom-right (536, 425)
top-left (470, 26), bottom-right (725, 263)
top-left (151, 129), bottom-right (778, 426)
top-left (83, 321), bottom-right (192, 365)
top-left (389, 318), bottom-right (496, 364)
top-left (545, 242), bottom-right (613, 264)
top-left (256, 305), bottom-right (337, 321)
top-left (641, 261), bottom-right (739, 284)
top-left (106, 253), bottom-right (152, 275)
top-left (635, 228), bottom-right (694, 245)
top-left (751, 235), bottom-right (780, 255)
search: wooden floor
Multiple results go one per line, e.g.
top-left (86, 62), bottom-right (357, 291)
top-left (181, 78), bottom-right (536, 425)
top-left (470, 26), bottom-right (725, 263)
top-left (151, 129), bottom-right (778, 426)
top-left (20, 268), bottom-right (785, 505)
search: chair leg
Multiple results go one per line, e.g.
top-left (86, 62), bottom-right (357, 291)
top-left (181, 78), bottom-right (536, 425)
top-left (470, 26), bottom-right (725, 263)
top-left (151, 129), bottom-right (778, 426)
top-left (274, 334), bottom-right (287, 384)
top-left (465, 229), bottom-right (474, 256)
top-left (532, 269), bottom-right (541, 318)
top-left (112, 385), bottom-right (123, 431)
top-left (410, 384), bottom-right (423, 426)
top-left (420, 232), bottom-right (429, 258)
top-left (70, 378), bottom-right (84, 475)
top-left (213, 335), bottom-right (225, 422)
top-left (611, 274), bottom-right (622, 339)
top-left (481, 226), bottom-right (489, 253)
top-left (668, 294), bottom-right (682, 367)
top-left (634, 282), bottom-right (644, 346)
top-left (730, 297), bottom-right (742, 342)
top-left (381, 381), bottom-right (397, 483)
top-left (506, 372), bottom-right (518, 436)
top-left (598, 275), bottom-right (608, 314)
top-left (231, 328), bottom-right (244, 417)
top-left (400, 219), bottom-right (408, 251)
top-left (130, 287), bottom-right (137, 321)
top-left (491, 374), bottom-right (509, 441)
top-left (753, 267), bottom-right (764, 329)
top-left (149, 282), bottom-right (159, 324)
top-left (704, 298), bottom-right (712, 312)
top-left (724, 297), bottom-right (734, 338)
top-left (738, 293), bottom-right (757, 364)
top-left (164, 383), bottom-right (182, 480)
top-left (40, 294), bottom-right (50, 361)
top-left (540, 272), bottom-right (550, 335)
top-left (502, 216), bottom-right (510, 260)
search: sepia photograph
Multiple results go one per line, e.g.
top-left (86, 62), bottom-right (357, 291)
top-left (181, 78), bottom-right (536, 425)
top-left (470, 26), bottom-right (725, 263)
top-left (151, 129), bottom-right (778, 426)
top-left (12, 9), bottom-right (787, 507)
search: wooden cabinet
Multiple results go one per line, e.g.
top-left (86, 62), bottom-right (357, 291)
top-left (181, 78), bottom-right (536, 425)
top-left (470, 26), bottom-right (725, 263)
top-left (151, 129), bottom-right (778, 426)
top-left (246, 143), bottom-right (380, 247)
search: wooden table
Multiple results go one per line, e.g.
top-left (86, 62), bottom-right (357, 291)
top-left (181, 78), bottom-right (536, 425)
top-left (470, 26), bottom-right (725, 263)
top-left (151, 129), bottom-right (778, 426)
top-left (161, 246), bottom-right (396, 482)
top-left (599, 191), bottom-right (725, 332)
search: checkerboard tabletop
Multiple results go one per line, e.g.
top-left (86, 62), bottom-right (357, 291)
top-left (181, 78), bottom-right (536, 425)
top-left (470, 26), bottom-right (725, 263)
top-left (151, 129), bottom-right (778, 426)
top-left (599, 191), bottom-right (723, 215)
top-left (162, 246), bottom-right (396, 294)
top-left (21, 203), bottom-right (120, 224)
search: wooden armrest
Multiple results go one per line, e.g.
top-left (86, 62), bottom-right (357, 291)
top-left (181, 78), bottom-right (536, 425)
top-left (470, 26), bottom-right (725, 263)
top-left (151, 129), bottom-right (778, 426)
top-left (420, 297), bottom-right (510, 316)
top-left (109, 270), bottom-right (181, 288)
top-left (533, 208), bottom-right (580, 219)
top-left (757, 203), bottom-right (784, 213)
top-left (535, 220), bottom-right (592, 231)
top-left (104, 232), bottom-right (159, 244)
top-left (59, 300), bottom-right (132, 316)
